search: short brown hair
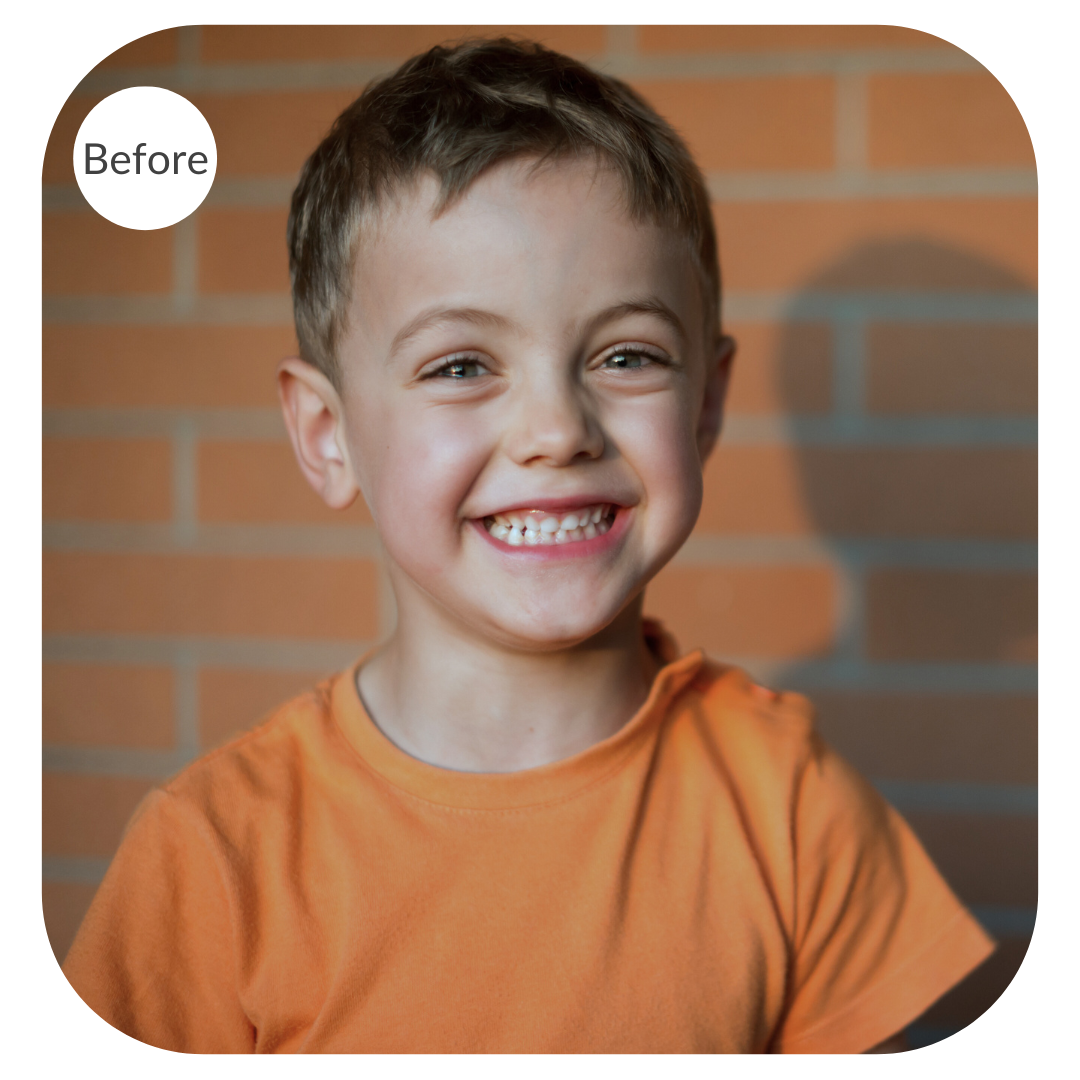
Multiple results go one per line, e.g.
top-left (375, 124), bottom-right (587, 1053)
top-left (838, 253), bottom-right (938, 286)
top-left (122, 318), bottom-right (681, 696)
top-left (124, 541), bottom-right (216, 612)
top-left (288, 38), bottom-right (720, 386)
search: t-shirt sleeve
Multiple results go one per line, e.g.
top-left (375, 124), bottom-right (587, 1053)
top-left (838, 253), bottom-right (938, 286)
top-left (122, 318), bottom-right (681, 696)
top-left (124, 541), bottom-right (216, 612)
top-left (61, 788), bottom-right (256, 1053)
top-left (771, 733), bottom-right (995, 1054)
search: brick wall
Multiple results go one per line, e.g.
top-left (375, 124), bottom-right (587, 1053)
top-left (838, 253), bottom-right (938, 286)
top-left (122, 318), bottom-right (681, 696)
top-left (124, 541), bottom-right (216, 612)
top-left (42, 25), bottom-right (1037, 1047)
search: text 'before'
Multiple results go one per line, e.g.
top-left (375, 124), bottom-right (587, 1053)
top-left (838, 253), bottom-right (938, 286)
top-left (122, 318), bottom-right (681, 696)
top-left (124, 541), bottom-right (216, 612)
top-left (84, 143), bottom-right (210, 176)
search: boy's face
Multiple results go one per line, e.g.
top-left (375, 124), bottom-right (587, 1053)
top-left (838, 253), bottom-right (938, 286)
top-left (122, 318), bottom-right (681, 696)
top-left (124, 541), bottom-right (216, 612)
top-left (297, 156), bottom-right (730, 651)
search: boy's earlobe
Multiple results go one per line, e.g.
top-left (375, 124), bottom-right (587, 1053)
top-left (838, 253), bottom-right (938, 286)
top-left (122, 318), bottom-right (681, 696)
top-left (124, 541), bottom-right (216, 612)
top-left (277, 358), bottom-right (360, 510)
top-left (696, 335), bottom-right (735, 462)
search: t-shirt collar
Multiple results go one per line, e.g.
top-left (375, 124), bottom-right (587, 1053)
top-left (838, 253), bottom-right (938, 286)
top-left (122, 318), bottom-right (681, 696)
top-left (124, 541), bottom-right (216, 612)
top-left (330, 620), bottom-right (703, 811)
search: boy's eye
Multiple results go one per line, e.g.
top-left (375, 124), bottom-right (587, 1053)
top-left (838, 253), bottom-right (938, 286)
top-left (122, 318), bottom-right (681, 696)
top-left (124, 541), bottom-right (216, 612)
top-left (600, 349), bottom-right (663, 371)
top-left (432, 358), bottom-right (487, 379)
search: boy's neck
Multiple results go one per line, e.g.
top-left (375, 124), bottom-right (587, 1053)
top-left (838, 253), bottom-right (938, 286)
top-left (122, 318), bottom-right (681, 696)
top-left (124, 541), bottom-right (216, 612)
top-left (356, 599), bottom-right (659, 774)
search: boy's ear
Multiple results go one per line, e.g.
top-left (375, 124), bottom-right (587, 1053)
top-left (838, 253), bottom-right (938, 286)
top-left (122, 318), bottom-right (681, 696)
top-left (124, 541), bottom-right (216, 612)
top-left (696, 334), bottom-right (735, 462)
top-left (277, 358), bottom-right (360, 510)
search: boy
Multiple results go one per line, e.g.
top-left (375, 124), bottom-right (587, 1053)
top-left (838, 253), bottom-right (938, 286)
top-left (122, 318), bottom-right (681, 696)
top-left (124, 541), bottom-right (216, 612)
top-left (61, 39), bottom-right (994, 1053)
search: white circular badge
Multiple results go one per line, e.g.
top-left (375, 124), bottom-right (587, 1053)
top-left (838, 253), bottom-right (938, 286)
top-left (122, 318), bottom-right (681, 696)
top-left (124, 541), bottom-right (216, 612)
top-left (73, 86), bottom-right (217, 230)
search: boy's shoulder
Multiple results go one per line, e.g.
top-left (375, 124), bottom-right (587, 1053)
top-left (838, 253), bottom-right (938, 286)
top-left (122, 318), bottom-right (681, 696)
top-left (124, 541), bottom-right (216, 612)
top-left (672, 651), bottom-right (887, 849)
top-left (156, 677), bottom-right (343, 816)
top-left (676, 651), bottom-right (822, 780)
top-left (691, 659), bottom-right (815, 736)
top-left (647, 617), bottom-right (817, 750)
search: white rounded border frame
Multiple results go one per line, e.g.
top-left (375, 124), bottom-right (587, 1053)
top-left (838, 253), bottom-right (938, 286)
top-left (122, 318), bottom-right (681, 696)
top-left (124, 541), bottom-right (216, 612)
top-left (19, 4), bottom-right (1062, 1075)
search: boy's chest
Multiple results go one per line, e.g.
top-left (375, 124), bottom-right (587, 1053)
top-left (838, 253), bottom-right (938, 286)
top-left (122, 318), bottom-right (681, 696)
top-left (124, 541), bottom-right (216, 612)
top-left (233, 779), bottom-right (793, 1053)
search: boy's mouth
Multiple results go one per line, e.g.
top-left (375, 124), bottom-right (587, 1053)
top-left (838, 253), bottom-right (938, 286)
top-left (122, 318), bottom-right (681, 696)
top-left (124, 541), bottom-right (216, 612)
top-left (482, 504), bottom-right (616, 547)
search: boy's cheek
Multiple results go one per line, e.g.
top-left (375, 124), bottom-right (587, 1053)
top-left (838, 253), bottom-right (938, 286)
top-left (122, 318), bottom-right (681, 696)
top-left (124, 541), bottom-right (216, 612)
top-left (355, 413), bottom-right (491, 532)
top-left (611, 401), bottom-right (702, 496)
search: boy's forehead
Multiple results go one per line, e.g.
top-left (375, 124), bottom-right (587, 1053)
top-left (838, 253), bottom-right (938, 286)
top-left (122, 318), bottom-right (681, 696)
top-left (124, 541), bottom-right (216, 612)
top-left (345, 157), bottom-right (705, 353)
top-left (369, 156), bottom-right (627, 234)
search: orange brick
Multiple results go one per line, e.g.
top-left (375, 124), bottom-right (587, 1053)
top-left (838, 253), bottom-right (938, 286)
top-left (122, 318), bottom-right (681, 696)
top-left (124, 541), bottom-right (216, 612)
top-left (43, 552), bottom-right (380, 639)
top-left (198, 441), bottom-right (372, 524)
top-left (867, 324), bottom-right (1037, 416)
top-left (699, 444), bottom-right (811, 534)
top-left (902, 812), bottom-right (1036, 906)
top-left (713, 198), bottom-right (1037, 292)
top-left (810, 691), bottom-right (1037, 784)
top-left (199, 668), bottom-right (328, 750)
top-left (645, 564), bottom-right (836, 658)
top-left (868, 73), bottom-right (1035, 169)
top-left (43, 882), bottom-right (99, 963)
top-left (43, 94), bottom-right (100, 184)
top-left (920, 940), bottom-right (1030, 1029)
top-left (201, 25), bottom-right (606, 63)
top-left (96, 28), bottom-right (177, 68)
top-left (42, 773), bottom-right (155, 857)
top-left (43, 663), bottom-right (174, 749)
top-left (43, 325), bottom-right (295, 408)
top-left (198, 208), bottom-right (290, 293)
top-left (193, 89), bottom-right (362, 178)
top-left (866, 569), bottom-right (1037, 662)
top-left (724, 321), bottom-right (831, 415)
top-left (631, 77), bottom-right (834, 171)
top-left (639, 26), bottom-right (953, 53)
top-left (43, 438), bottom-right (172, 521)
top-left (700, 446), bottom-right (1036, 539)
top-left (780, 231), bottom-right (1035, 292)
top-left (43, 212), bottom-right (172, 295)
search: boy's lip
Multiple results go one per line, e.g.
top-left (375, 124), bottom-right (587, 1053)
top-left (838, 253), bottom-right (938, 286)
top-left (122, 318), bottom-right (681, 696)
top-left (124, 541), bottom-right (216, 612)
top-left (472, 495), bottom-right (631, 519)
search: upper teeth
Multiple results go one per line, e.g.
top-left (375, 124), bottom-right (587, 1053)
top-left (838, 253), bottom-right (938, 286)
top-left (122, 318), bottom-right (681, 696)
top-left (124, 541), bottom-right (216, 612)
top-left (485, 504), bottom-right (613, 546)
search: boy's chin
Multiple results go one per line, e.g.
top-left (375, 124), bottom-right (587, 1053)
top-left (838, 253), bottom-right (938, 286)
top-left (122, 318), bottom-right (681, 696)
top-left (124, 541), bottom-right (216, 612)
top-left (391, 561), bottom-right (647, 652)
top-left (475, 598), bottom-right (638, 653)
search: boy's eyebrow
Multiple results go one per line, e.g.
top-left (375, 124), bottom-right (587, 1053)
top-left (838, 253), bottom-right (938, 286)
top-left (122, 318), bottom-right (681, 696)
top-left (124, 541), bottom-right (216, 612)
top-left (584, 299), bottom-right (687, 346)
top-left (388, 307), bottom-right (518, 358)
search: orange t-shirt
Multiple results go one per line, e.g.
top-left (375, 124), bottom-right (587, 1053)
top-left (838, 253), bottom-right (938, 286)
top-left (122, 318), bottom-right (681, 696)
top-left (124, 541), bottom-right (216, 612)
top-left (62, 627), bottom-right (993, 1053)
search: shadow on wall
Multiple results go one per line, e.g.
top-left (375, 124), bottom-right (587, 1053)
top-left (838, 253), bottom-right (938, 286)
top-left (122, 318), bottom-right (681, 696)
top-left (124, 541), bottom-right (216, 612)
top-left (647, 234), bottom-right (1037, 1046)
top-left (774, 237), bottom-right (1037, 670)
top-left (768, 237), bottom-right (1036, 1046)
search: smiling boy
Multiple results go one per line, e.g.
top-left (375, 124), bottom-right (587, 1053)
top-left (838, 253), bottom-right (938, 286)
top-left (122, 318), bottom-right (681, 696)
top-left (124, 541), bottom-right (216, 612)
top-left (62, 39), bottom-right (994, 1053)
top-left (285, 150), bottom-right (719, 773)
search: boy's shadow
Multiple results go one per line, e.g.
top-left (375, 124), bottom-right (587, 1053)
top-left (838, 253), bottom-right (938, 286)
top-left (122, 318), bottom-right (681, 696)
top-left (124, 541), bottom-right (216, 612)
top-left (769, 236), bottom-right (1037, 684)
top-left (763, 237), bottom-right (1037, 1042)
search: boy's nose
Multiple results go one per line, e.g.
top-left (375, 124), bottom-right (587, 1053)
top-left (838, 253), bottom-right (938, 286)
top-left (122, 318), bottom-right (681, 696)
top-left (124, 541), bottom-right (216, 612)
top-left (503, 381), bottom-right (604, 467)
